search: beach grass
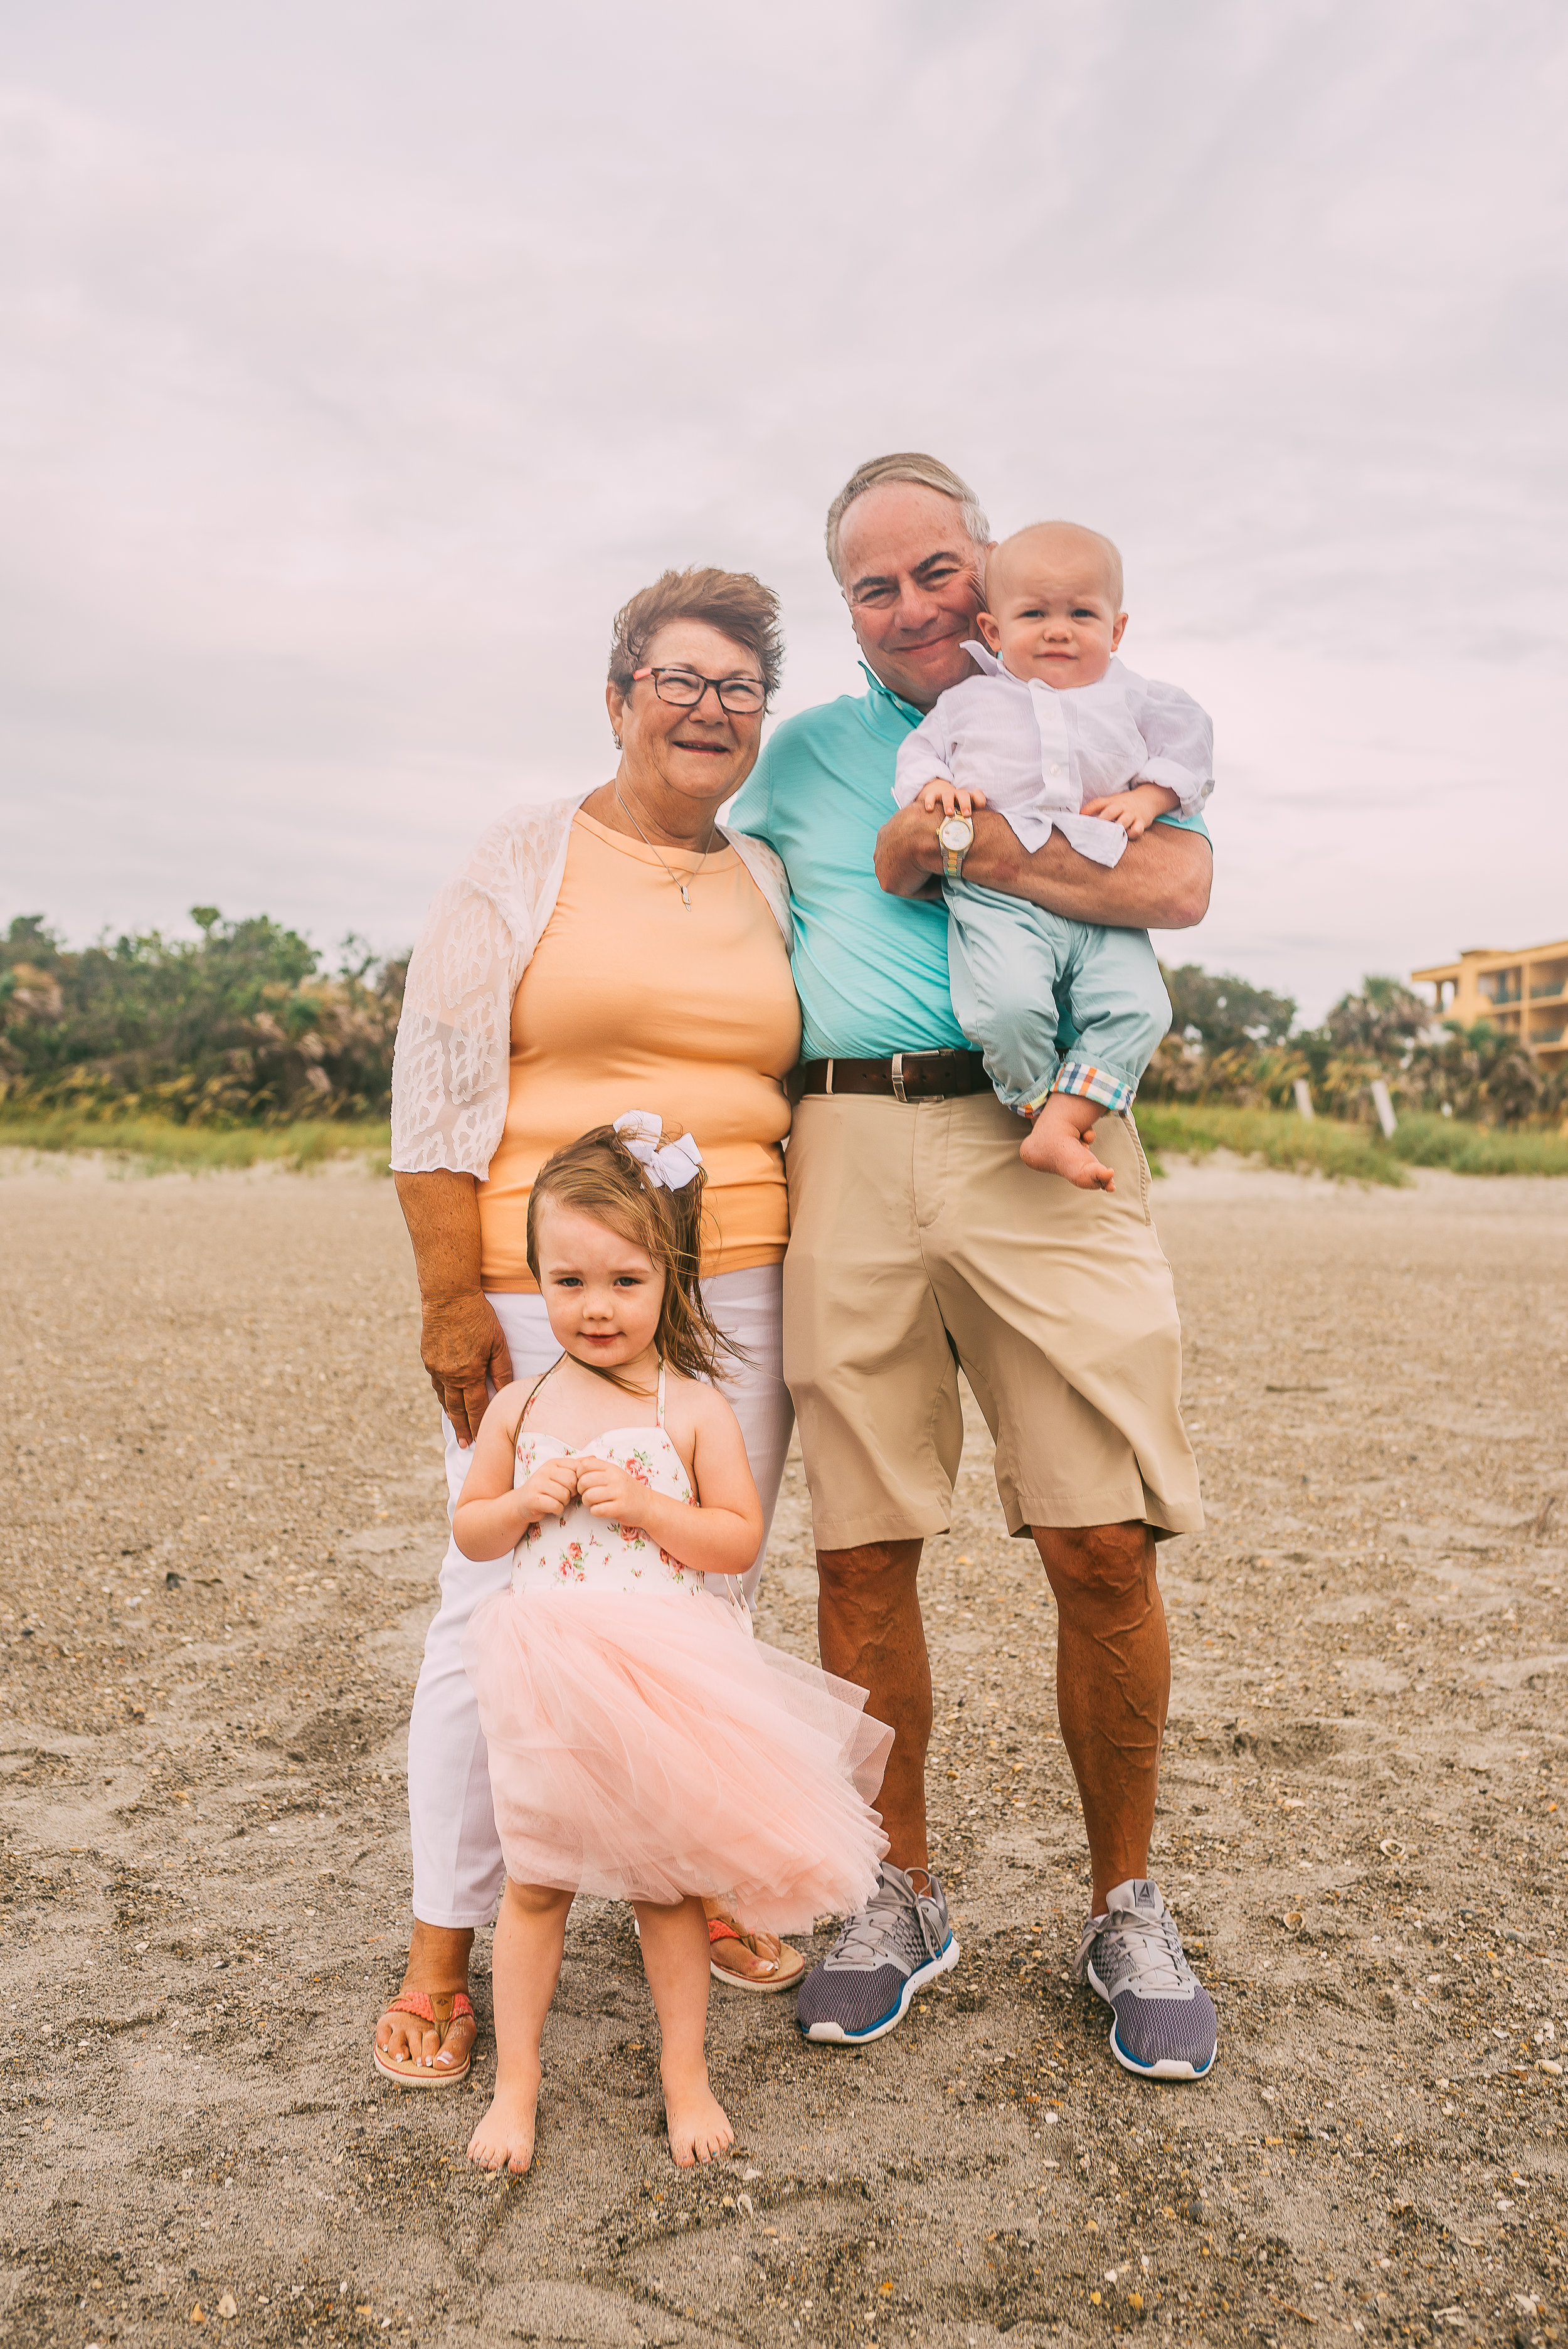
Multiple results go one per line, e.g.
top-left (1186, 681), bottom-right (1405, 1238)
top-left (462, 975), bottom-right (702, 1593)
top-left (1134, 1101), bottom-right (1568, 1184)
top-left (1382, 1111), bottom-right (1568, 1176)
top-left (0, 1108), bottom-right (392, 1174)
top-left (5, 1101), bottom-right (1565, 1185)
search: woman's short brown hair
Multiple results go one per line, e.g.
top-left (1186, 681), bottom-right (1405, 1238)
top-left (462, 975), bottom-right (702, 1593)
top-left (607, 566), bottom-right (784, 706)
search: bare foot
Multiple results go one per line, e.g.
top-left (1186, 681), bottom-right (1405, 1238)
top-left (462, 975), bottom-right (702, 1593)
top-left (662, 2061), bottom-right (734, 2168)
top-left (467, 2057), bottom-right (541, 2175)
top-left (1019, 1104), bottom-right (1115, 1189)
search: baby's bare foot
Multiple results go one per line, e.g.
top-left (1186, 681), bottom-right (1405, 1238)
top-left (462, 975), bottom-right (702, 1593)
top-left (467, 2059), bottom-right (541, 2175)
top-left (1019, 1111), bottom-right (1115, 1189)
top-left (663, 2064), bottom-right (734, 2169)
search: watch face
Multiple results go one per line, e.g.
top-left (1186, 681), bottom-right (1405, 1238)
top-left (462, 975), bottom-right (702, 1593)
top-left (938, 817), bottom-right (973, 851)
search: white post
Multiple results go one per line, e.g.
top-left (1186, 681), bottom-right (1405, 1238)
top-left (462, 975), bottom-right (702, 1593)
top-left (1292, 1078), bottom-right (1315, 1120)
top-left (1370, 1079), bottom-right (1397, 1138)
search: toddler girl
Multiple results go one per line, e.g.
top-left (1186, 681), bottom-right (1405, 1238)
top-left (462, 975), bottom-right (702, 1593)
top-left (454, 1114), bottom-right (890, 2175)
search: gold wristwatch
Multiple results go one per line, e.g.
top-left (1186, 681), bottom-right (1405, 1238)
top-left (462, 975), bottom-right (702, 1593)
top-left (938, 814), bottom-right (975, 879)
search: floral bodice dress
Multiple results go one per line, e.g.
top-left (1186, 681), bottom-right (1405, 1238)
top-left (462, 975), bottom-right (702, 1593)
top-left (509, 1364), bottom-right (736, 1609)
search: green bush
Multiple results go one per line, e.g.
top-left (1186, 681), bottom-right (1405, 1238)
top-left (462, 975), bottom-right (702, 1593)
top-left (1143, 967), bottom-right (1565, 1132)
top-left (0, 910), bottom-right (406, 1123)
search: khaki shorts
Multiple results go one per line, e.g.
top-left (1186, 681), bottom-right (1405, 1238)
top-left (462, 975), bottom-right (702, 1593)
top-left (783, 1091), bottom-right (1202, 1551)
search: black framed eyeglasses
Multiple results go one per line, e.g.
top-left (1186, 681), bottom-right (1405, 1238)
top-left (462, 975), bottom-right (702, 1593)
top-left (631, 665), bottom-right (766, 715)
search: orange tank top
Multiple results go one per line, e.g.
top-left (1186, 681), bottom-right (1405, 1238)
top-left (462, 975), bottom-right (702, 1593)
top-left (477, 812), bottom-right (800, 1292)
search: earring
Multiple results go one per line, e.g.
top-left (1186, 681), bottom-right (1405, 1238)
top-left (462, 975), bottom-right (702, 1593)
top-left (612, 732), bottom-right (622, 750)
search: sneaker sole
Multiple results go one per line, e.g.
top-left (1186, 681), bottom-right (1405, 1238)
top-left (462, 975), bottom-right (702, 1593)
top-left (1086, 1959), bottom-right (1217, 2082)
top-left (800, 1934), bottom-right (961, 2045)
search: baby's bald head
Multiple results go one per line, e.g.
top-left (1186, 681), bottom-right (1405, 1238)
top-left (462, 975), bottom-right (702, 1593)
top-left (975, 520), bottom-right (1129, 689)
top-left (985, 521), bottom-right (1124, 613)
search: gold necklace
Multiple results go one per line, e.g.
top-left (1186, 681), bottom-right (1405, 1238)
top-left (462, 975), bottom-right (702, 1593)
top-left (615, 785), bottom-right (716, 910)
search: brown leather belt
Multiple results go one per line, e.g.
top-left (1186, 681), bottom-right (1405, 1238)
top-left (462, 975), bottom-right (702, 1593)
top-left (787, 1049), bottom-right (989, 1105)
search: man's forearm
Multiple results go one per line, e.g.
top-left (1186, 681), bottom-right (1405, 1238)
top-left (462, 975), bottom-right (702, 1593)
top-left (875, 803), bottom-right (1212, 931)
top-left (963, 812), bottom-right (1212, 928)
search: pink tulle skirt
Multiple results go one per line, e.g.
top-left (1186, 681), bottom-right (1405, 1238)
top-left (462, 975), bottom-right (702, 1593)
top-left (463, 1584), bottom-right (891, 1934)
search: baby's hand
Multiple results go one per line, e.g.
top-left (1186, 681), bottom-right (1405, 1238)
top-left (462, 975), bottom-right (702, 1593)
top-left (918, 780), bottom-right (987, 819)
top-left (573, 1456), bottom-right (649, 1527)
top-left (1080, 781), bottom-right (1180, 839)
top-left (514, 1456), bottom-right (578, 1526)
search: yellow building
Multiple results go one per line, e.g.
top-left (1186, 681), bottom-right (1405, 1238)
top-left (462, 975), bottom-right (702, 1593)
top-left (1412, 939), bottom-right (1568, 1072)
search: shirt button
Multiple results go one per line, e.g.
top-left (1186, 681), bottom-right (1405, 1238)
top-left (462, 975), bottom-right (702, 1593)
top-left (1051, 763), bottom-right (1061, 776)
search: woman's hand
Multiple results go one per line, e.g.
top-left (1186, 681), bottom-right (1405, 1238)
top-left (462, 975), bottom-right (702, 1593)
top-left (514, 1457), bottom-right (578, 1528)
top-left (394, 1172), bottom-right (515, 1446)
top-left (420, 1291), bottom-right (514, 1448)
top-left (573, 1456), bottom-right (648, 1527)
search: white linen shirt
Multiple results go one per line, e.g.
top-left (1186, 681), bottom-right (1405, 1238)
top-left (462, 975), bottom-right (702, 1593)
top-left (892, 642), bottom-right (1214, 870)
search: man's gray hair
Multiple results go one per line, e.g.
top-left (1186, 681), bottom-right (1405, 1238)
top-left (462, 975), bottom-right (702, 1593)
top-left (824, 452), bottom-right (991, 585)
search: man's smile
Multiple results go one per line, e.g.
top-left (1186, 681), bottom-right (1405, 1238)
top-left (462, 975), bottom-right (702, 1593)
top-left (891, 625), bottom-right (968, 657)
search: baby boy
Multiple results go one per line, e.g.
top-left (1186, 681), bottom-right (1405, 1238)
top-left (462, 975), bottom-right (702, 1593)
top-left (892, 520), bottom-right (1214, 1188)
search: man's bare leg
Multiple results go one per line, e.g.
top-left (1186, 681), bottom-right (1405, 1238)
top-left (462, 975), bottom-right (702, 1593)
top-left (815, 1538), bottom-right (931, 1872)
top-left (1035, 1519), bottom-right (1217, 2077)
top-left (374, 1920), bottom-right (478, 2075)
top-left (797, 1537), bottom-right (958, 2045)
top-left (1034, 1520), bottom-right (1168, 1909)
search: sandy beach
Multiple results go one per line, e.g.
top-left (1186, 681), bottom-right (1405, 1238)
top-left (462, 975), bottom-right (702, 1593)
top-left (1, 1151), bottom-right (1564, 2349)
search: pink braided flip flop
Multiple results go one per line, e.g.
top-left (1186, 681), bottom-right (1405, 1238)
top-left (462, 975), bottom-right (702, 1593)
top-left (707, 1915), bottom-right (807, 1995)
top-left (371, 1990), bottom-right (475, 2087)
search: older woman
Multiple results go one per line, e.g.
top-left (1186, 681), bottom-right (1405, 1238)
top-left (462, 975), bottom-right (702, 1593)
top-left (374, 568), bottom-right (803, 2085)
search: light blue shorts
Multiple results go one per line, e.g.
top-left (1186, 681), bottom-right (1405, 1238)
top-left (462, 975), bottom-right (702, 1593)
top-left (944, 879), bottom-right (1172, 1115)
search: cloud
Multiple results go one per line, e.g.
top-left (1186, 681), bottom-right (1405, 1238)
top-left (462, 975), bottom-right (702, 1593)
top-left (1, 0), bottom-right (1564, 1015)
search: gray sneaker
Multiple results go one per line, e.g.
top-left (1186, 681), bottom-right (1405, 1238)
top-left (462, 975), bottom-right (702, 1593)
top-left (797, 1864), bottom-right (960, 2045)
top-left (1073, 1877), bottom-right (1217, 2081)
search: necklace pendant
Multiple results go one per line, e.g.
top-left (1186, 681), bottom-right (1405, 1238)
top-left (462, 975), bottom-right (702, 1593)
top-left (680, 884), bottom-right (691, 908)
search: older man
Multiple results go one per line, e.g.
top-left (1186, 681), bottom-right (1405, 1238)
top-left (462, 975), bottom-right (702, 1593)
top-left (729, 453), bottom-right (1217, 2078)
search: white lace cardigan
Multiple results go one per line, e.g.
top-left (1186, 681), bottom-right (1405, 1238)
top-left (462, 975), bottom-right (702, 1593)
top-left (389, 789), bottom-right (795, 1177)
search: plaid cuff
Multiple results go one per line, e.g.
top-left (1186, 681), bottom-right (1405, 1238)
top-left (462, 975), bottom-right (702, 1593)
top-left (1053, 1058), bottom-right (1136, 1114)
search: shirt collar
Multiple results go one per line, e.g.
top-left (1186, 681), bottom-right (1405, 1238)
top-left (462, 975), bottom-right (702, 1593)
top-left (857, 660), bottom-right (928, 733)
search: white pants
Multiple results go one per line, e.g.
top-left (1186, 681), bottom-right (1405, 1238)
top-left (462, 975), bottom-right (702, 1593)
top-left (405, 1265), bottom-right (792, 1929)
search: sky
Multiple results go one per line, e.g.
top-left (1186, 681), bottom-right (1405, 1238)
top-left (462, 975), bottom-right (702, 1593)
top-left (3, 1), bottom-right (1564, 1022)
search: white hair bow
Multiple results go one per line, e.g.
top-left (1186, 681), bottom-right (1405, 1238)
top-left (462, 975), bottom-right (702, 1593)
top-left (613, 1110), bottom-right (704, 1192)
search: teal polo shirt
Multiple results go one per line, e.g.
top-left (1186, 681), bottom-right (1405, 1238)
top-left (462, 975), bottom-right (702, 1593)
top-left (729, 664), bottom-right (1212, 1063)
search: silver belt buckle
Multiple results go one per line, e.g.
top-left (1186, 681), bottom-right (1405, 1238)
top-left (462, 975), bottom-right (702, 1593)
top-left (891, 1052), bottom-right (907, 1105)
top-left (824, 1058), bottom-right (834, 1098)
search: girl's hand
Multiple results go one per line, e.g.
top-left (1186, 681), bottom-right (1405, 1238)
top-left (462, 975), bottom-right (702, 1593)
top-left (573, 1455), bottom-right (647, 1527)
top-left (514, 1457), bottom-right (578, 1526)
